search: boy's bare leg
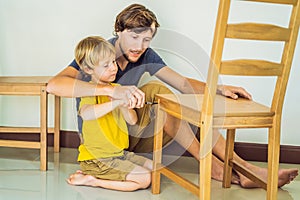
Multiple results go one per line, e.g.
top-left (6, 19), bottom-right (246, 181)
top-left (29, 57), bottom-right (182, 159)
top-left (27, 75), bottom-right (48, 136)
top-left (67, 165), bottom-right (151, 191)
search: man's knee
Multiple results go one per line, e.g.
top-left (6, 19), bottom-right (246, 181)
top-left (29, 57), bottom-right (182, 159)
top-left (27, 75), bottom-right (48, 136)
top-left (139, 81), bottom-right (173, 102)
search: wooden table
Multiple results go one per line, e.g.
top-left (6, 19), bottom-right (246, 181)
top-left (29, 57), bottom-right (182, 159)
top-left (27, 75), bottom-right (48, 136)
top-left (0, 76), bottom-right (61, 171)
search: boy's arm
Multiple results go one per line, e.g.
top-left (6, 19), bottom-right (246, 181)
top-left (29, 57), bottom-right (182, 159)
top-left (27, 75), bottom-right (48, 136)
top-left (79, 99), bottom-right (137, 125)
top-left (119, 106), bottom-right (137, 125)
top-left (79, 100), bottom-right (121, 121)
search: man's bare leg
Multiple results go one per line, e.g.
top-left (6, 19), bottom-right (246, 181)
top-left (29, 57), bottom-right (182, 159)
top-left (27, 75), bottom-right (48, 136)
top-left (163, 114), bottom-right (298, 187)
top-left (163, 115), bottom-right (239, 183)
top-left (211, 129), bottom-right (299, 188)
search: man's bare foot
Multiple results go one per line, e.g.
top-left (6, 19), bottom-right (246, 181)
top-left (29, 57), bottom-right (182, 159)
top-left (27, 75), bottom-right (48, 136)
top-left (67, 172), bottom-right (97, 187)
top-left (211, 155), bottom-right (240, 184)
top-left (239, 167), bottom-right (298, 188)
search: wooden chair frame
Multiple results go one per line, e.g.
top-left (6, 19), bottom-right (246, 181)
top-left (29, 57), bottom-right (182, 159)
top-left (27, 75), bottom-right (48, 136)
top-left (152, 0), bottom-right (300, 199)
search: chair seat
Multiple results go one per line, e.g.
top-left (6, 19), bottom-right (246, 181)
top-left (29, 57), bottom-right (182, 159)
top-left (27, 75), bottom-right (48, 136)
top-left (156, 94), bottom-right (274, 129)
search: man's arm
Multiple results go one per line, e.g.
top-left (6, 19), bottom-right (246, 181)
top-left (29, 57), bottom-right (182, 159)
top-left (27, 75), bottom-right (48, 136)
top-left (155, 66), bottom-right (205, 94)
top-left (155, 66), bottom-right (252, 100)
top-left (47, 66), bottom-right (113, 97)
top-left (47, 66), bottom-right (145, 107)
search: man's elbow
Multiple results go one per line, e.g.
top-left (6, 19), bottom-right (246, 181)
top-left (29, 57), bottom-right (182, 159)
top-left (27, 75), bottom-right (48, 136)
top-left (46, 77), bottom-right (68, 97)
top-left (46, 77), bottom-right (58, 94)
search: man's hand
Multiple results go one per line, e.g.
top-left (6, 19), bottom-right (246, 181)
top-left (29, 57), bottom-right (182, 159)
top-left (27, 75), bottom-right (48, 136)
top-left (217, 85), bottom-right (252, 100)
top-left (111, 85), bottom-right (145, 108)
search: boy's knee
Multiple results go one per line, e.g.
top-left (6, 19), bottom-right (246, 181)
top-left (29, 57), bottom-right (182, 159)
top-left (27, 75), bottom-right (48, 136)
top-left (141, 171), bottom-right (151, 189)
top-left (137, 170), bottom-right (151, 189)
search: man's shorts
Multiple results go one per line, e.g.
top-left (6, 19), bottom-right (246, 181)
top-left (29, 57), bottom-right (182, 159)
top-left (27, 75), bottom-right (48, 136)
top-left (127, 81), bottom-right (174, 153)
top-left (79, 151), bottom-right (148, 181)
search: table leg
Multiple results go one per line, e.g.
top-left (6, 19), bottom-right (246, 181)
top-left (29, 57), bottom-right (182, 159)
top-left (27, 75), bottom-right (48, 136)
top-left (40, 86), bottom-right (48, 171)
top-left (54, 95), bottom-right (60, 153)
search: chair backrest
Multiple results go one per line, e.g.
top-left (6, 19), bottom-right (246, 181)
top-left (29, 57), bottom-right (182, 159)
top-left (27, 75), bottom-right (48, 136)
top-left (202, 0), bottom-right (300, 124)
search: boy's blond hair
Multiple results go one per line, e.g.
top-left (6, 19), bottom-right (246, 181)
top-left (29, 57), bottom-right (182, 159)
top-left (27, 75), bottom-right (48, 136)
top-left (75, 36), bottom-right (115, 70)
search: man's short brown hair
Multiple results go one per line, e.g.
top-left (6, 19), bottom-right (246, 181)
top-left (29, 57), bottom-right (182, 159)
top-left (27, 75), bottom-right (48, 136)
top-left (114, 4), bottom-right (160, 36)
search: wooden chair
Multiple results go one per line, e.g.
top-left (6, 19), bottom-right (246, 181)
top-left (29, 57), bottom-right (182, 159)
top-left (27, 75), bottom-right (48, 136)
top-left (152, 0), bottom-right (300, 199)
top-left (0, 76), bottom-right (61, 171)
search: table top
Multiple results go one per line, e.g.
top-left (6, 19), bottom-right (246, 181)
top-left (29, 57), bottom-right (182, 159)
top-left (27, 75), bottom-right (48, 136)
top-left (0, 76), bottom-right (53, 86)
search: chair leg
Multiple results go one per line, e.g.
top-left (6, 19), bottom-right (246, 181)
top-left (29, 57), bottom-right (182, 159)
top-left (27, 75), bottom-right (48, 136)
top-left (152, 102), bottom-right (164, 194)
top-left (223, 129), bottom-right (236, 188)
top-left (267, 120), bottom-right (280, 200)
top-left (198, 120), bottom-right (213, 200)
top-left (40, 86), bottom-right (48, 171)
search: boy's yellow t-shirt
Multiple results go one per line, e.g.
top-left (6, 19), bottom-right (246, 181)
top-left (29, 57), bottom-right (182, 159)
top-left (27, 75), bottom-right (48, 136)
top-left (77, 90), bottom-right (129, 161)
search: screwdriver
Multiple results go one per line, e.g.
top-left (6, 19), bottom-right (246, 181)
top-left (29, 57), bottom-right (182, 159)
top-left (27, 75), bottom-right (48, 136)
top-left (145, 101), bottom-right (158, 105)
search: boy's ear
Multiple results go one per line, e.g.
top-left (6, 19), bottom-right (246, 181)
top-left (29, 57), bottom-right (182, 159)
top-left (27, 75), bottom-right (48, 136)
top-left (82, 66), bottom-right (93, 75)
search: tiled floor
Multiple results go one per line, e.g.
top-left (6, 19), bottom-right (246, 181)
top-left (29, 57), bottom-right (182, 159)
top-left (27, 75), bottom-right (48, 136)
top-left (0, 147), bottom-right (299, 200)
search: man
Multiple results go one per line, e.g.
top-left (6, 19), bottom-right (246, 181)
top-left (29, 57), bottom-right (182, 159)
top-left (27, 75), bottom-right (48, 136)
top-left (47, 4), bottom-right (298, 188)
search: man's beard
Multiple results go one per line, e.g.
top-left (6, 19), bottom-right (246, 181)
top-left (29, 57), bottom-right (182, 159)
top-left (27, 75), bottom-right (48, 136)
top-left (118, 42), bottom-right (131, 62)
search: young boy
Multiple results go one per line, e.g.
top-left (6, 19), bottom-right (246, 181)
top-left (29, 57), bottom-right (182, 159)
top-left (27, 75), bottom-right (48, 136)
top-left (67, 36), bottom-right (152, 191)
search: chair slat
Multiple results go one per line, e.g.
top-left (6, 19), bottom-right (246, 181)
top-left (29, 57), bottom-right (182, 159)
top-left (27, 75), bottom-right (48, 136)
top-left (226, 23), bottom-right (291, 41)
top-left (220, 59), bottom-right (283, 76)
top-left (242, 0), bottom-right (298, 5)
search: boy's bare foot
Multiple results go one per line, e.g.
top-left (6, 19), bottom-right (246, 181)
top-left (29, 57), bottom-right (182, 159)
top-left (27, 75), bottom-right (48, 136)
top-left (239, 168), bottom-right (298, 188)
top-left (67, 172), bottom-right (97, 187)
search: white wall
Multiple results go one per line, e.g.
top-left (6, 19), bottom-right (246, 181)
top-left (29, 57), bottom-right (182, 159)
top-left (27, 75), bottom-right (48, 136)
top-left (0, 0), bottom-right (299, 146)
